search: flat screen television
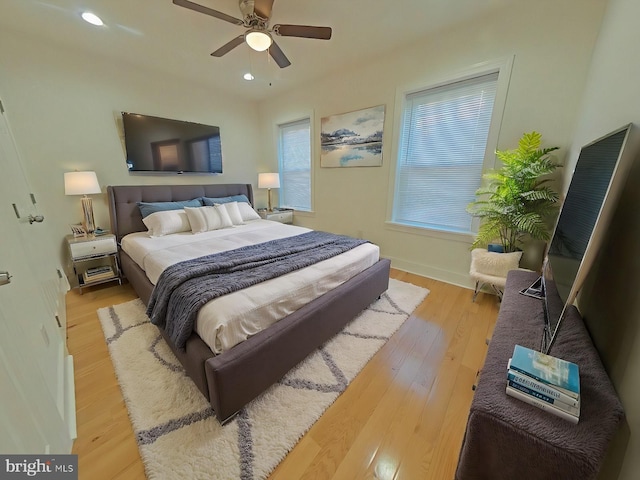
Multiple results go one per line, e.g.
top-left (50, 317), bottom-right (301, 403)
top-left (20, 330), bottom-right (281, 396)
top-left (121, 112), bottom-right (223, 174)
top-left (520, 123), bottom-right (637, 353)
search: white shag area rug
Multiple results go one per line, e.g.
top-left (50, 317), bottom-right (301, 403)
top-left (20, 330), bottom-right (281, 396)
top-left (97, 278), bottom-right (429, 480)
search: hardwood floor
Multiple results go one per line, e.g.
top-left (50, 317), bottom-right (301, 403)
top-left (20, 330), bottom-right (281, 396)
top-left (67, 269), bottom-right (499, 479)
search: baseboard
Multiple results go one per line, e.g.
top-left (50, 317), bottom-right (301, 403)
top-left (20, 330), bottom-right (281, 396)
top-left (386, 255), bottom-right (474, 289)
top-left (64, 354), bottom-right (77, 445)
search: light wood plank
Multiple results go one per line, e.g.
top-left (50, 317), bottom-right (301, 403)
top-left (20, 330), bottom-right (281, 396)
top-left (67, 270), bottom-right (499, 480)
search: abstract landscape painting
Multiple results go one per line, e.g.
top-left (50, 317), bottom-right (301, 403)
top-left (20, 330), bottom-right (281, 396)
top-left (321, 105), bottom-right (385, 167)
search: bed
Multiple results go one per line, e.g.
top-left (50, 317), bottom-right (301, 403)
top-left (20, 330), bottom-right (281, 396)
top-left (107, 183), bottom-right (391, 423)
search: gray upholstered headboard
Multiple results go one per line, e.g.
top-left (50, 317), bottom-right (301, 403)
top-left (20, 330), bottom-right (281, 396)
top-left (107, 184), bottom-right (254, 243)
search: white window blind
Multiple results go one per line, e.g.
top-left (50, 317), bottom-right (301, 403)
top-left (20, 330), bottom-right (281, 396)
top-left (278, 118), bottom-right (311, 211)
top-left (392, 72), bottom-right (499, 233)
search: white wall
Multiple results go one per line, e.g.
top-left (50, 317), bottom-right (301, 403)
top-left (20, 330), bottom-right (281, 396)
top-left (0, 28), bottom-right (262, 266)
top-left (257, 0), bottom-right (607, 287)
top-left (562, 0), bottom-right (640, 478)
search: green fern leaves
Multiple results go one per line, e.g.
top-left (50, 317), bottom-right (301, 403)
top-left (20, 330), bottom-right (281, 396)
top-left (467, 132), bottom-right (561, 252)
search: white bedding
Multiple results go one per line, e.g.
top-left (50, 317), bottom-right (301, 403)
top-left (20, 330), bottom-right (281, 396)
top-left (121, 220), bottom-right (379, 353)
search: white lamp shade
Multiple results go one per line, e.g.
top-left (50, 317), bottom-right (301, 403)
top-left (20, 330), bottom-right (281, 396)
top-left (258, 173), bottom-right (280, 189)
top-left (246, 30), bottom-right (273, 52)
top-left (64, 171), bottom-right (101, 196)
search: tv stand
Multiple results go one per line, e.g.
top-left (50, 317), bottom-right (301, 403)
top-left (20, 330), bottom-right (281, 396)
top-left (456, 270), bottom-right (624, 480)
top-left (519, 275), bottom-right (544, 299)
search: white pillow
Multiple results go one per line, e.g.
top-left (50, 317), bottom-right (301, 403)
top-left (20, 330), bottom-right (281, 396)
top-left (214, 204), bottom-right (234, 228)
top-left (221, 201), bottom-right (245, 225)
top-left (143, 210), bottom-right (192, 237)
top-left (237, 202), bottom-right (262, 221)
top-left (184, 206), bottom-right (232, 233)
top-left (184, 206), bottom-right (210, 233)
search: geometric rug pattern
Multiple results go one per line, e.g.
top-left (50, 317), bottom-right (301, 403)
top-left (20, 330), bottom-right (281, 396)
top-left (97, 278), bottom-right (429, 479)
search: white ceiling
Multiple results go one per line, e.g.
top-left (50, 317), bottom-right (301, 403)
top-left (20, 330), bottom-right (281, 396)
top-left (0, 0), bottom-right (517, 101)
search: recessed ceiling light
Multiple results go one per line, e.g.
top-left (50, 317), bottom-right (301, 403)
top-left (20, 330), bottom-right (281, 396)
top-left (243, 73), bottom-right (255, 81)
top-left (81, 12), bottom-right (104, 26)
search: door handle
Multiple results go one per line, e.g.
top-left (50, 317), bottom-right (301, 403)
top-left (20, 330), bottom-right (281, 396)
top-left (0, 271), bottom-right (12, 286)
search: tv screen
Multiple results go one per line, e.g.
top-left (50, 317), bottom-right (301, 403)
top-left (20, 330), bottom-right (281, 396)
top-left (122, 112), bottom-right (223, 174)
top-left (540, 124), bottom-right (635, 352)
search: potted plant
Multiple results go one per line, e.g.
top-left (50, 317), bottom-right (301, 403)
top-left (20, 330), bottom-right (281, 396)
top-left (467, 131), bottom-right (561, 253)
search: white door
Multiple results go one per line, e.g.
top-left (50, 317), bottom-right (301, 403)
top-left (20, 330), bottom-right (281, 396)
top-left (0, 101), bottom-right (72, 453)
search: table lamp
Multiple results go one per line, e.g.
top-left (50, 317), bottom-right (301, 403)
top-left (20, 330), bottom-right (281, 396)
top-left (258, 173), bottom-right (280, 212)
top-left (64, 171), bottom-right (101, 233)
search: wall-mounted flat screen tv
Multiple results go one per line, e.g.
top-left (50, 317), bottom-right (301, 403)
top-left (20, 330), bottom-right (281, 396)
top-left (122, 112), bottom-right (223, 174)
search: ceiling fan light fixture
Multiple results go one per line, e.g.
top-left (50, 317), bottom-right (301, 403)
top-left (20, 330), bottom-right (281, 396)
top-left (245, 30), bottom-right (272, 52)
top-left (81, 11), bottom-right (104, 26)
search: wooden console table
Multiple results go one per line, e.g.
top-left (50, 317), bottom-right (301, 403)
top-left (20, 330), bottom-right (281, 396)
top-left (456, 270), bottom-right (624, 480)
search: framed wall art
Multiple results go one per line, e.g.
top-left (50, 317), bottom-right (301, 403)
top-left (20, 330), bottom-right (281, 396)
top-left (320, 105), bottom-right (385, 167)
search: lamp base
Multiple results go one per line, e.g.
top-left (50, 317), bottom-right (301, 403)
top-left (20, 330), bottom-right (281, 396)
top-left (267, 188), bottom-right (273, 212)
top-left (81, 195), bottom-right (96, 234)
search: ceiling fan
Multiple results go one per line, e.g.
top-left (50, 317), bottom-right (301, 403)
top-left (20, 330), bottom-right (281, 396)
top-left (173, 0), bottom-right (332, 68)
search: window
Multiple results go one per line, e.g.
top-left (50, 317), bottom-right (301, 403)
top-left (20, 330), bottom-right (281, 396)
top-left (392, 71), bottom-right (499, 234)
top-left (278, 118), bottom-right (312, 211)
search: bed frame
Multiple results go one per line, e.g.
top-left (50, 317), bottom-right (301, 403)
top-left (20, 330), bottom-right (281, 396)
top-left (107, 184), bottom-right (391, 423)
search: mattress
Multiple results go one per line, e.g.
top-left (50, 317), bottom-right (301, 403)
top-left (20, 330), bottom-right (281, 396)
top-left (121, 219), bottom-right (380, 353)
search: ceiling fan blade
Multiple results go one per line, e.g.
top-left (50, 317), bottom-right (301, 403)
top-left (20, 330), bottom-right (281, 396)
top-left (253, 0), bottom-right (275, 20)
top-left (211, 35), bottom-right (246, 57)
top-left (273, 24), bottom-right (332, 40)
top-left (269, 41), bottom-right (291, 68)
top-left (173, 0), bottom-right (244, 26)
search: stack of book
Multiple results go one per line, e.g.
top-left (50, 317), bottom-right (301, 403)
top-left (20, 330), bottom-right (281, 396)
top-left (82, 265), bottom-right (114, 284)
top-left (506, 344), bottom-right (581, 424)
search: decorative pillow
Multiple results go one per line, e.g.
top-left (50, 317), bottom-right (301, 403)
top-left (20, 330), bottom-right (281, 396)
top-left (200, 194), bottom-right (250, 206)
top-left (470, 249), bottom-right (523, 278)
top-left (220, 201), bottom-right (245, 225)
top-left (214, 204), bottom-right (234, 228)
top-left (184, 207), bottom-right (210, 233)
top-left (137, 199), bottom-right (201, 218)
top-left (184, 206), bottom-right (233, 233)
top-left (237, 202), bottom-right (262, 221)
top-left (142, 210), bottom-right (192, 237)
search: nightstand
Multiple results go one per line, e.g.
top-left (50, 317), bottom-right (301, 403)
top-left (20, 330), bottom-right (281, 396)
top-left (259, 208), bottom-right (293, 224)
top-left (66, 233), bottom-right (122, 293)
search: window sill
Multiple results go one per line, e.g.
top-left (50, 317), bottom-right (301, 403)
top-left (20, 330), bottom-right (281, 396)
top-left (288, 209), bottom-right (315, 218)
top-left (384, 221), bottom-right (475, 244)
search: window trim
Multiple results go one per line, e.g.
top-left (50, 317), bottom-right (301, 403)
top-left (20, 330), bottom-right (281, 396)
top-left (385, 56), bottom-right (514, 240)
top-left (276, 114), bottom-right (314, 213)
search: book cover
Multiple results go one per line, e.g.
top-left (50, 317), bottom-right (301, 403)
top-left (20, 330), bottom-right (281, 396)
top-left (507, 380), bottom-right (580, 415)
top-left (507, 369), bottom-right (580, 407)
top-left (510, 344), bottom-right (580, 397)
top-left (506, 385), bottom-right (579, 424)
top-left (85, 271), bottom-right (113, 278)
top-left (83, 269), bottom-right (114, 282)
top-left (86, 265), bottom-right (112, 275)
